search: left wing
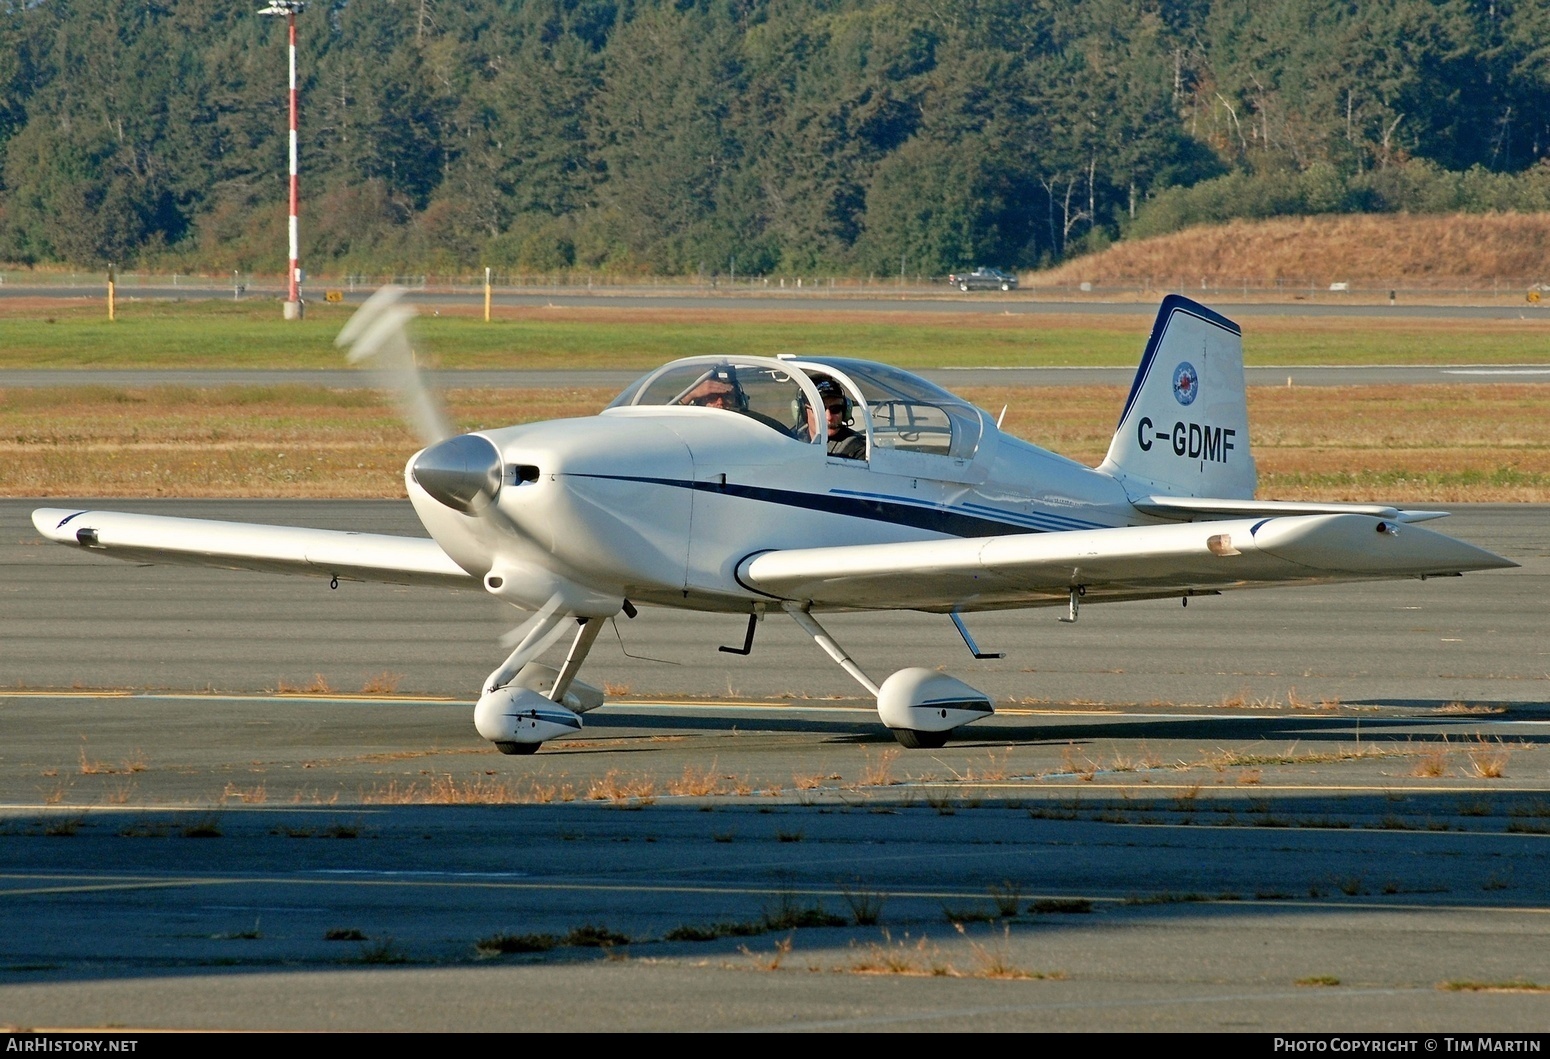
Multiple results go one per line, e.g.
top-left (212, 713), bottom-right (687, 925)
top-left (32, 508), bottom-right (474, 589)
top-left (737, 514), bottom-right (1516, 612)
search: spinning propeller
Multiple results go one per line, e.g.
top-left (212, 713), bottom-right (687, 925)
top-left (335, 286), bottom-right (508, 522)
top-left (336, 287), bottom-right (608, 752)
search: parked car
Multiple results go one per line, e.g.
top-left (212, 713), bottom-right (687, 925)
top-left (948, 267), bottom-right (1018, 291)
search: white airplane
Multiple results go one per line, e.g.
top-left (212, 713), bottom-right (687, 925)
top-left (33, 290), bottom-right (1515, 752)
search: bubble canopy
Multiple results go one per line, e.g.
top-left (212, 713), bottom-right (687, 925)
top-left (607, 355), bottom-right (986, 460)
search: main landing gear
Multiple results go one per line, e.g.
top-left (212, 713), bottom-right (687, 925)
top-left (781, 603), bottom-right (994, 748)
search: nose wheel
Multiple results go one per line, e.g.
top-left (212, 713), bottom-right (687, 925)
top-left (891, 729), bottom-right (950, 750)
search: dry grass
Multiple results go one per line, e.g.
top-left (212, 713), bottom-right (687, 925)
top-left (1436, 701), bottom-right (1507, 715)
top-left (847, 931), bottom-right (951, 976)
top-left (5, 380), bottom-right (1548, 502)
top-left (77, 745), bottom-right (109, 775)
top-left (220, 783), bottom-right (268, 804)
top-left (858, 748), bottom-right (899, 788)
top-left (1033, 213), bottom-right (1550, 289)
top-left (362, 774), bottom-right (530, 805)
top-left (665, 762), bottom-right (724, 797)
top-left (1412, 747), bottom-right (1450, 778)
top-left (275, 674), bottom-right (335, 695)
top-left (1466, 739), bottom-right (1511, 779)
top-left (0, 386), bottom-right (615, 498)
top-left (100, 780), bottom-right (137, 805)
top-left (963, 749), bottom-right (1014, 783)
top-left (742, 933), bottom-right (794, 971)
top-left (978, 383), bottom-right (1550, 503)
top-left (957, 923), bottom-right (1049, 980)
top-left (359, 671), bottom-right (403, 695)
top-left (1060, 743), bottom-right (1098, 781)
top-left (1440, 980), bottom-right (1550, 994)
top-left (587, 769), bottom-right (657, 806)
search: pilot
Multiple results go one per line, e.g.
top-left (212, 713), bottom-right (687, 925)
top-left (678, 367), bottom-right (746, 411)
top-left (796, 377), bottom-right (865, 459)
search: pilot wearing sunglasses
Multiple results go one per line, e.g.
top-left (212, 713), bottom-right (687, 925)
top-left (796, 377), bottom-right (865, 459)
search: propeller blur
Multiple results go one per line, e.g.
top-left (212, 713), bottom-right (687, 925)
top-left (32, 290), bottom-right (1516, 752)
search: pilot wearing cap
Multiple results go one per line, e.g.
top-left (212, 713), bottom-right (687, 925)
top-left (678, 368), bottom-right (745, 411)
top-left (796, 377), bottom-right (865, 459)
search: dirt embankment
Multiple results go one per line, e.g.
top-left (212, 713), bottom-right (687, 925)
top-left (1032, 214), bottom-right (1550, 291)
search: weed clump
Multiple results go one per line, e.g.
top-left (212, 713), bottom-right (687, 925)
top-left (565, 924), bottom-right (629, 948)
top-left (476, 932), bottom-right (559, 956)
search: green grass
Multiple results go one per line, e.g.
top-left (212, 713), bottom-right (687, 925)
top-left (4, 298), bottom-right (1547, 369)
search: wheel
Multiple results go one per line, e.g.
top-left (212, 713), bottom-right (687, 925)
top-left (958, 282), bottom-right (969, 291)
top-left (494, 741), bottom-right (541, 755)
top-left (891, 728), bottom-right (950, 749)
top-left (1000, 282), bottom-right (1011, 291)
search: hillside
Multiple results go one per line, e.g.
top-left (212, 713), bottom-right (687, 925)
top-left (1031, 215), bottom-right (1550, 291)
top-left (6, 1), bottom-right (1550, 277)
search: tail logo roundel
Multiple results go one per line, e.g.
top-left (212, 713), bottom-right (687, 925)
top-left (1172, 362), bottom-right (1199, 405)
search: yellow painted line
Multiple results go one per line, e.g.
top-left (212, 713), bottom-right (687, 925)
top-left (0, 873), bottom-right (1027, 902)
top-left (0, 803), bottom-right (398, 814)
top-left (0, 689), bottom-right (462, 704)
top-left (911, 782), bottom-right (1547, 793)
top-left (0, 689), bottom-right (135, 698)
top-left (2, 872), bottom-right (1546, 917)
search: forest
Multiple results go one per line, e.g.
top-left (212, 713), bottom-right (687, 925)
top-left (3, 0), bottom-right (1550, 277)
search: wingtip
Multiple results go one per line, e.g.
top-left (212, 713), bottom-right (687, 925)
top-left (31, 507), bottom-right (86, 542)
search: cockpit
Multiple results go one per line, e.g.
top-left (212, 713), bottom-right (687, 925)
top-left (606, 355), bottom-right (987, 465)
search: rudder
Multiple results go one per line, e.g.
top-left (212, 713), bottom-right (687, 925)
top-left (1098, 295), bottom-right (1256, 500)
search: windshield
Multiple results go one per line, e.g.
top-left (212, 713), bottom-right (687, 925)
top-left (607, 358), bottom-right (815, 439)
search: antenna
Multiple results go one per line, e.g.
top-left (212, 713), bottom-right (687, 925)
top-left (259, 1), bottom-right (308, 320)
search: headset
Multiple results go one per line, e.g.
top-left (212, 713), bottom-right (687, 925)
top-left (795, 376), bottom-right (853, 427)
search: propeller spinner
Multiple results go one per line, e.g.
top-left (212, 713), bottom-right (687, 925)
top-left (411, 434), bottom-right (503, 515)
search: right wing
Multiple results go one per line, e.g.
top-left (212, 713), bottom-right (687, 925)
top-left (736, 513), bottom-right (1516, 612)
top-left (32, 508), bottom-right (474, 589)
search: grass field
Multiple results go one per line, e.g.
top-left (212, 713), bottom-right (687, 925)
top-left (4, 298), bottom-right (1550, 369)
top-left (2, 297), bottom-right (1545, 501)
top-left (4, 383), bottom-right (1546, 502)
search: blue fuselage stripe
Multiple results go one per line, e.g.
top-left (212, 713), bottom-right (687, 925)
top-left (571, 473), bottom-right (1046, 538)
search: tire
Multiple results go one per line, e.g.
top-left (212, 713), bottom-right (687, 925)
top-left (891, 728), bottom-right (950, 749)
top-left (494, 741), bottom-right (541, 756)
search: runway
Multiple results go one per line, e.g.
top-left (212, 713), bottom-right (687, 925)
top-left (3, 499), bottom-right (1549, 1029)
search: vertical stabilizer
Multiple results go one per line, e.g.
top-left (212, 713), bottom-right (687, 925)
top-left (1098, 295), bottom-right (1256, 500)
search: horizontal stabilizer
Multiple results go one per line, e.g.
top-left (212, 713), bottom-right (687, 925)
top-left (32, 508), bottom-right (474, 588)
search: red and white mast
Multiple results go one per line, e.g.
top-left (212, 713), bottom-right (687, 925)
top-left (260, 2), bottom-right (307, 319)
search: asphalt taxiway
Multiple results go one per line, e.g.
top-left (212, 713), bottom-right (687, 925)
top-left (2, 500), bottom-right (1548, 1030)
